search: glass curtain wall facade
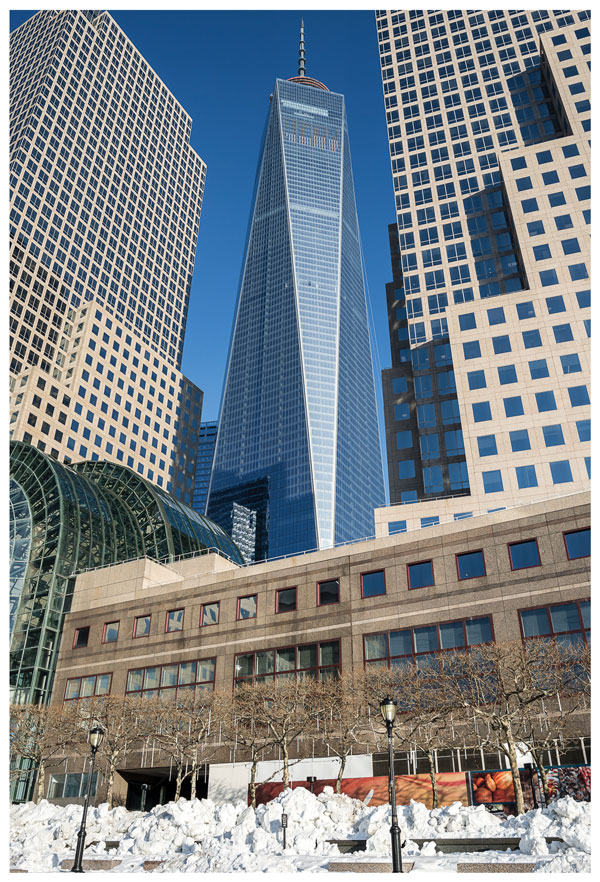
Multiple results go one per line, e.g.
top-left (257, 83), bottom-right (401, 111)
top-left (192, 421), bottom-right (218, 514)
top-left (9, 440), bottom-right (243, 708)
top-left (207, 77), bottom-right (384, 561)
top-left (376, 10), bottom-right (590, 526)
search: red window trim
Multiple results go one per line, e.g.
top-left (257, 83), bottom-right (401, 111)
top-left (406, 559), bottom-right (435, 590)
top-left (132, 614), bottom-right (151, 638)
top-left (455, 549), bottom-right (486, 581)
top-left (102, 621), bottom-right (120, 644)
top-left (72, 626), bottom-right (90, 649)
top-left (275, 586), bottom-right (297, 614)
top-left (63, 671), bottom-right (113, 702)
top-left (236, 594), bottom-right (258, 621)
top-left (233, 637), bottom-right (342, 687)
top-left (562, 527), bottom-right (591, 560)
top-left (316, 577), bottom-right (340, 607)
top-left (516, 597), bottom-right (590, 643)
top-left (124, 657), bottom-right (217, 696)
top-left (360, 569), bottom-right (387, 598)
top-left (165, 608), bottom-right (185, 633)
top-left (507, 537), bottom-right (541, 571)
top-left (362, 614), bottom-right (496, 667)
top-left (200, 600), bottom-right (220, 627)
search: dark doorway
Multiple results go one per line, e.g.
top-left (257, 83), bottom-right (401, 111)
top-left (120, 767), bottom-right (209, 811)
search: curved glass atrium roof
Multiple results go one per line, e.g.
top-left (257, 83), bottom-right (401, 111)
top-left (9, 441), bottom-right (243, 705)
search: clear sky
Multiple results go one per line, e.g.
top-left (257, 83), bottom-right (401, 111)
top-left (10, 8), bottom-right (395, 493)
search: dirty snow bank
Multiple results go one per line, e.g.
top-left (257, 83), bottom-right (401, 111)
top-left (9, 786), bottom-right (591, 873)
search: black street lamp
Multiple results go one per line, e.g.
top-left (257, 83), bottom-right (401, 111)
top-left (71, 725), bottom-right (105, 873)
top-left (380, 697), bottom-right (403, 874)
top-left (140, 782), bottom-right (150, 812)
top-left (307, 776), bottom-right (317, 794)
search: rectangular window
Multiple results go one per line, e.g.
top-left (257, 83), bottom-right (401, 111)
top-left (64, 673), bottom-right (112, 701)
top-left (234, 640), bottom-right (340, 684)
top-left (498, 365), bottom-right (517, 385)
top-left (276, 587), bottom-right (297, 613)
top-left (361, 570), bottom-right (386, 598)
top-left (237, 594), bottom-right (258, 620)
top-left (529, 359), bottom-right (549, 380)
top-left (73, 626), bottom-right (90, 649)
top-left (388, 520), bottom-right (407, 535)
top-left (200, 602), bottom-right (220, 626)
top-left (364, 615), bottom-right (492, 667)
top-left (516, 464), bottom-right (538, 489)
top-left (407, 560), bottom-right (434, 590)
top-left (482, 469), bottom-right (503, 493)
top-left (564, 528), bottom-right (590, 560)
top-left (535, 390), bottom-right (556, 412)
top-left (456, 550), bottom-right (486, 580)
top-left (165, 609), bottom-right (184, 633)
top-left (510, 429), bottom-right (530, 452)
top-left (508, 539), bottom-right (540, 570)
top-left (550, 460), bottom-right (573, 484)
top-left (126, 658), bottom-right (215, 698)
top-left (102, 622), bottom-right (119, 644)
top-left (133, 615), bottom-right (151, 638)
top-left (542, 424), bottom-right (564, 447)
top-left (504, 396), bottom-right (524, 418)
top-left (477, 435), bottom-right (497, 457)
top-left (318, 579), bottom-right (340, 606)
top-left (520, 600), bottom-right (589, 644)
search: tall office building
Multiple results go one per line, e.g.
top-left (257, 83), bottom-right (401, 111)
top-left (375, 10), bottom-right (590, 534)
top-left (9, 10), bottom-right (205, 503)
top-left (207, 32), bottom-right (385, 561)
top-left (192, 420), bottom-right (218, 514)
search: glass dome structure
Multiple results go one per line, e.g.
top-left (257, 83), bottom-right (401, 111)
top-left (9, 441), bottom-right (243, 705)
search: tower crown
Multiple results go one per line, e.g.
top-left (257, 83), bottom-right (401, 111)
top-left (287, 20), bottom-right (329, 91)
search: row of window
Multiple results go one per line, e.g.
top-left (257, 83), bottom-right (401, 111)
top-left (64, 597), bottom-right (591, 697)
top-left (480, 459), bottom-right (590, 493)
top-left (72, 529), bottom-right (590, 650)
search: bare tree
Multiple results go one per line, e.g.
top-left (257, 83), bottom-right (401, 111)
top-left (317, 670), bottom-right (372, 794)
top-left (170, 689), bottom-right (217, 800)
top-left (441, 639), bottom-right (573, 814)
top-left (10, 703), bottom-right (80, 802)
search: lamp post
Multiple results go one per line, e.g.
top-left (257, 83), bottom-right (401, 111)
top-left (140, 782), bottom-right (150, 812)
top-left (380, 697), bottom-right (403, 874)
top-left (71, 725), bottom-right (105, 873)
top-left (307, 776), bottom-right (317, 794)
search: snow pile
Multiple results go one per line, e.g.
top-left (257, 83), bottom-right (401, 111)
top-left (10, 787), bottom-right (591, 873)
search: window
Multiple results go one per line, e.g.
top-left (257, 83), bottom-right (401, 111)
top-left (529, 359), bottom-right (549, 380)
top-left (516, 465), bottom-right (538, 489)
top-left (520, 600), bottom-right (589, 645)
top-left (407, 560), bottom-right (434, 590)
top-left (504, 396), bottom-right (523, 418)
top-left (535, 391), bottom-right (556, 412)
top-left (318, 579), bottom-right (340, 606)
top-left (576, 420), bottom-right (590, 443)
top-left (527, 220), bottom-right (545, 236)
top-left (568, 263), bottom-right (588, 282)
top-left (562, 238), bottom-right (581, 255)
top-left (564, 528), bottom-right (590, 561)
top-left (483, 469), bottom-right (503, 493)
top-left (396, 430), bottom-right (413, 449)
top-left (492, 335), bottom-right (511, 354)
top-left (487, 307), bottom-right (505, 325)
top-left (509, 539), bottom-right (540, 570)
top-left (516, 301), bottom-right (535, 320)
top-left (388, 521), bottom-right (407, 535)
top-left (48, 773), bottom-right (98, 800)
top-left (102, 622), bottom-right (119, 644)
top-left (73, 627), bottom-right (90, 649)
top-left (568, 386), bottom-right (590, 407)
top-left (542, 424), bottom-right (564, 447)
top-left (456, 550), bottom-right (486, 580)
top-left (64, 673), bottom-right (112, 701)
top-left (555, 214), bottom-right (573, 231)
top-left (550, 460), bottom-right (573, 484)
top-left (126, 658), bottom-right (215, 698)
top-left (361, 570), bottom-right (386, 598)
top-left (166, 609), bottom-right (184, 633)
top-left (237, 595), bottom-right (257, 620)
top-left (540, 269), bottom-right (558, 286)
top-left (459, 313), bottom-right (476, 331)
top-left (473, 401), bottom-right (492, 422)
top-left (276, 587), bottom-right (297, 613)
top-left (498, 365), bottom-right (517, 385)
top-left (477, 435), bottom-right (497, 457)
top-left (510, 429), bottom-right (530, 452)
top-left (463, 341), bottom-right (481, 359)
top-left (234, 640), bottom-right (340, 684)
top-left (133, 615), bottom-right (151, 638)
top-left (468, 370), bottom-right (486, 390)
top-left (399, 460), bottom-right (416, 479)
top-left (545, 295), bottom-right (565, 314)
top-left (364, 615), bottom-right (492, 668)
top-left (560, 353), bottom-right (581, 375)
top-left (553, 323), bottom-right (573, 344)
top-left (200, 602), bottom-right (220, 626)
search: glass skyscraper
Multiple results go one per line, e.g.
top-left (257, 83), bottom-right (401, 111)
top-left (207, 69), bottom-right (385, 561)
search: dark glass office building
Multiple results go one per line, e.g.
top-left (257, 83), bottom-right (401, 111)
top-left (207, 70), bottom-right (385, 561)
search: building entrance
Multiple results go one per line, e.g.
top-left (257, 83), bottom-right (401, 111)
top-left (120, 767), bottom-right (208, 811)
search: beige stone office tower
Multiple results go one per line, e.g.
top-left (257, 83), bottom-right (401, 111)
top-left (9, 10), bottom-right (206, 503)
top-left (375, 10), bottom-right (590, 536)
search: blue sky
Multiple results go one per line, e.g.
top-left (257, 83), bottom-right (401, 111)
top-left (10, 9), bottom-right (395, 489)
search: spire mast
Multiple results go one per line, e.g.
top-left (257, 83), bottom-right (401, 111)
top-left (298, 19), bottom-right (306, 77)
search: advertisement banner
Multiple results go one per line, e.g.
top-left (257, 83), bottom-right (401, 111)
top-left (470, 765), bottom-right (591, 809)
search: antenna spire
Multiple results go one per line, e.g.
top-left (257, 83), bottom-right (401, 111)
top-left (298, 19), bottom-right (306, 77)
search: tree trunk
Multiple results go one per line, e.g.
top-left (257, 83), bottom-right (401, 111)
top-left (503, 722), bottom-right (525, 815)
top-left (174, 765), bottom-right (183, 801)
top-left (427, 749), bottom-right (439, 809)
top-left (336, 754), bottom-right (347, 794)
top-left (105, 764), bottom-right (116, 809)
top-left (189, 760), bottom-right (198, 801)
top-left (249, 752), bottom-right (258, 808)
top-left (282, 740), bottom-right (290, 789)
top-left (531, 749), bottom-right (550, 806)
top-left (36, 760), bottom-right (46, 803)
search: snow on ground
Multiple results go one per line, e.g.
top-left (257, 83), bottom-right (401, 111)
top-left (10, 786), bottom-right (590, 873)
